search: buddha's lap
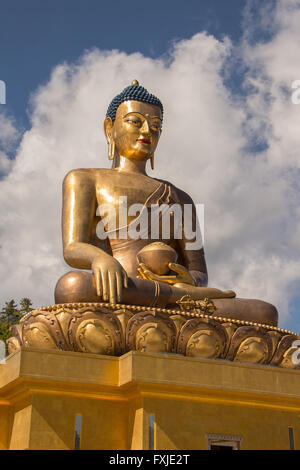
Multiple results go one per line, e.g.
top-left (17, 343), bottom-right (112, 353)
top-left (54, 270), bottom-right (278, 327)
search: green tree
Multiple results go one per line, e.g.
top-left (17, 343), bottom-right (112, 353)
top-left (0, 321), bottom-right (12, 347)
top-left (0, 299), bottom-right (34, 353)
top-left (0, 300), bottom-right (19, 351)
top-left (19, 298), bottom-right (33, 315)
top-left (1, 300), bottom-right (20, 324)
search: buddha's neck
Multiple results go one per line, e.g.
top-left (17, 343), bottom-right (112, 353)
top-left (114, 156), bottom-right (148, 176)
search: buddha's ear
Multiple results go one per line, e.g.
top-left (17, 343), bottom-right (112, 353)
top-left (103, 117), bottom-right (113, 143)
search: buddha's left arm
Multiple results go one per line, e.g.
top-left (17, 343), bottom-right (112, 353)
top-left (175, 189), bottom-right (208, 287)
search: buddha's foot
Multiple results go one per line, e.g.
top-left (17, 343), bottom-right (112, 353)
top-left (172, 293), bottom-right (277, 326)
top-left (212, 297), bottom-right (278, 327)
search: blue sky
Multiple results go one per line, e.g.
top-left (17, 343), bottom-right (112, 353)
top-left (1, 0), bottom-right (247, 128)
top-left (0, 0), bottom-right (299, 332)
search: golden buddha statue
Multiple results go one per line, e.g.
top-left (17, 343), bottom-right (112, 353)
top-left (54, 80), bottom-right (278, 327)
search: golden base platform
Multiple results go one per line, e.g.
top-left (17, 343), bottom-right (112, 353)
top-left (1, 348), bottom-right (300, 450)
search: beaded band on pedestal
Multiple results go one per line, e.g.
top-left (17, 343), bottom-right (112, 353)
top-left (24, 302), bottom-right (295, 335)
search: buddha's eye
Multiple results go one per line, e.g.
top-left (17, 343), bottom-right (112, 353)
top-left (150, 122), bottom-right (161, 132)
top-left (125, 118), bottom-right (141, 126)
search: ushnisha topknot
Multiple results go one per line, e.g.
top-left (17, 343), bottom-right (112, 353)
top-left (106, 80), bottom-right (163, 122)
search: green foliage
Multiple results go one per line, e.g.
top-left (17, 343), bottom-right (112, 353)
top-left (19, 298), bottom-right (33, 316)
top-left (0, 298), bottom-right (34, 350)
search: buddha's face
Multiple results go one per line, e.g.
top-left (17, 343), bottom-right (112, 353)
top-left (105, 101), bottom-right (162, 161)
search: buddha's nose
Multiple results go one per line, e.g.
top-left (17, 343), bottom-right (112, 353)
top-left (140, 119), bottom-right (150, 134)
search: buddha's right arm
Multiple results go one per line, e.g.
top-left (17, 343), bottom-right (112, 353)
top-left (62, 169), bottom-right (100, 268)
top-left (62, 170), bottom-right (127, 303)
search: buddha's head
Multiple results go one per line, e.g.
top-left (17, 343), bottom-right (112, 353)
top-left (104, 80), bottom-right (163, 169)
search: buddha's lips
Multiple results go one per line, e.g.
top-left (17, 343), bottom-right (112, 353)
top-left (137, 138), bottom-right (151, 144)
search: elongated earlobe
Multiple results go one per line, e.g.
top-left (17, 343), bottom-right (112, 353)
top-left (108, 140), bottom-right (115, 161)
top-left (150, 154), bottom-right (154, 170)
top-left (104, 117), bottom-right (115, 162)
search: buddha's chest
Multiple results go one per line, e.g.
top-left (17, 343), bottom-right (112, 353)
top-left (96, 185), bottom-right (157, 208)
top-left (95, 179), bottom-right (162, 229)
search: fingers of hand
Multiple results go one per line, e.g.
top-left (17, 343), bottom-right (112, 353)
top-left (122, 269), bottom-right (128, 289)
top-left (137, 267), bottom-right (147, 279)
top-left (116, 272), bottom-right (123, 303)
top-left (141, 269), bottom-right (154, 281)
top-left (94, 269), bottom-right (102, 297)
top-left (142, 270), bottom-right (153, 281)
top-left (101, 269), bottom-right (109, 302)
top-left (108, 271), bottom-right (117, 304)
top-left (138, 263), bottom-right (152, 280)
top-left (139, 263), bottom-right (148, 272)
top-left (168, 263), bottom-right (195, 284)
top-left (168, 263), bottom-right (186, 276)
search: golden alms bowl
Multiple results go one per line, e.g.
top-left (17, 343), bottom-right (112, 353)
top-left (137, 242), bottom-right (178, 276)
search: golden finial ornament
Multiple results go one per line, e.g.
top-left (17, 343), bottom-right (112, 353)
top-left (132, 79), bottom-right (139, 86)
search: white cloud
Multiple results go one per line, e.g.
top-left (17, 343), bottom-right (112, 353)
top-left (0, 1), bottom-right (299, 328)
top-left (0, 113), bottom-right (19, 150)
top-left (0, 112), bottom-right (20, 176)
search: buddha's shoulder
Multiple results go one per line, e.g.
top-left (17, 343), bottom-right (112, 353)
top-left (63, 168), bottom-right (113, 185)
top-left (154, 178), bottom-right (194, 204)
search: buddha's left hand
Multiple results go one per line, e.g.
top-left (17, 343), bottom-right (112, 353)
top-left (138, 262), bottom-right (196, 286)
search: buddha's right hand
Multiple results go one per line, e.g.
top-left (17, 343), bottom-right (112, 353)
top-left (91, 254), bottom-right (128, 304)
